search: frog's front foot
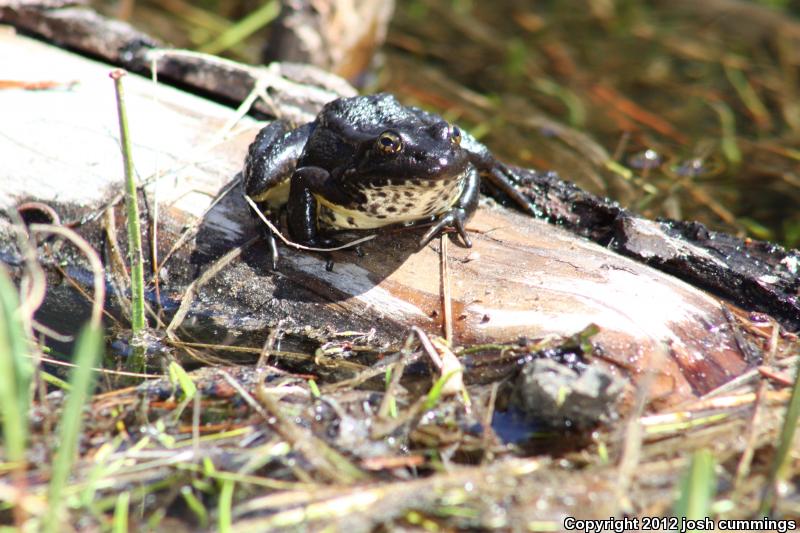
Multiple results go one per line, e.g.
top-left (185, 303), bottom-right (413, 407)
top-left (419, 207), bottom-right (472, 249)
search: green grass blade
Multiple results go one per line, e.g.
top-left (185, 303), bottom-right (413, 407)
top-left (760, 354), bottom-right (800, 515)
top-left (168, 361), bottom-right (197, 401)
top-left (44, 323), bottom-right (103, 531)
top-left (40, 371), bottom-right (71, 391)
top-left (218, 479), bottom-right (234, 533)
top-left (674, 448), bottom-right (716, 522)
top-left (113, 491), bottom-right (130, 533)
top-left (0, 266), bottom-right (32, 464)
top-left (424, 370), bottom-right (460, 411)
top-left (198, 0), bottom-right (279, 55)
top-left (110, 70), bottom-right (146, 338)
top-left (308, 379), bottom-right (321, 399)
top-left (181, 486), bottom-right (209, 529)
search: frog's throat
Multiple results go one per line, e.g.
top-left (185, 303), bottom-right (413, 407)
top-left (314, 176), bottom-right (466, 231)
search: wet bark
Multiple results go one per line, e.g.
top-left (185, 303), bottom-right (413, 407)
top-left (262, 0), bottom-right (395, 83)
top-left (513, 169), bottom-right (800, 330)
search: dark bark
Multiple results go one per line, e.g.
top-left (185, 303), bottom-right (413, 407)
top-left (512, 169), bottom-right (800, 330)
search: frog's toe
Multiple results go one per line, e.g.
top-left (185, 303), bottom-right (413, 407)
top-left (488, 166), bottom-right (537, 216)
top-left (419, 208), bottom-right (472, 249)
top-left (265, 231), bottom-right (279, 270)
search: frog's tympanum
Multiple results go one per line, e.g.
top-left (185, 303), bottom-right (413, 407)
top-left (243, 93), bottom-right (533, 267)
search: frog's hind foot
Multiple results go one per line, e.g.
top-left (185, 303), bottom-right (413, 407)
top-left (325, 243), bottom-right (363, 271)
top-left (293, 235), bottom-right (344, 271)
top-left (486, 165), bottom-right (537, 216)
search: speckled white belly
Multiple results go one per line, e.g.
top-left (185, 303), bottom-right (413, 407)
top-left (316, 176), bottom-right (465, 230)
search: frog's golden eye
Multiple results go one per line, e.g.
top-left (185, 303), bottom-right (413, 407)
top-left (377, 130), bottom-right (402, 153)
top-left (450, 125), bottom-right (462, 146)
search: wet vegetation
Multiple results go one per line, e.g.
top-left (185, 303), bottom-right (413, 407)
top-left (2, 0), bottom-right (800, 530)
top-left (384, 0), bottom-right (800, 249)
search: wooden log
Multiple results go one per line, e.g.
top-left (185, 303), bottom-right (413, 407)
top-left (4, 1), bottom-right (797, 329)
top-left (0, 30), bottom-right (762, 409)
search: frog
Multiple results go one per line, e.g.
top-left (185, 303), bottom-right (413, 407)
top-left (243, 93), bottom-right (534, 268)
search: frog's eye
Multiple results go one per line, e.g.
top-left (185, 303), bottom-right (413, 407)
top-left (450, 125), bottom-right (462, 146)
top-left (377, 130), bottom-right (402, 154)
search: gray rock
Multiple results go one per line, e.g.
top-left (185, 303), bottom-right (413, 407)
top-left (512, 359), bottom-right (627, 429)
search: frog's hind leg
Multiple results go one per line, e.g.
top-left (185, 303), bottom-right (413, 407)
top-left (243, 120), bottom-right (313, 200)
top-left (483, 163), bottom-right (537, 216)
top-left (243, 120), bottom-right (314, 268)
top-left (458, 129), bottom-right (537, 216)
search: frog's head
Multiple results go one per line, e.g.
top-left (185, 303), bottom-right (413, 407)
top-left (315, 94), bottom-right (469, 185)
top-left (352, 117), bottom-right (469, 185)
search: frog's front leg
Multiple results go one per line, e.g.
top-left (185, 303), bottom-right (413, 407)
top-left (286, 166), bottom-right (349, 248)
top-left (420, 166), bottom-right (481, 248)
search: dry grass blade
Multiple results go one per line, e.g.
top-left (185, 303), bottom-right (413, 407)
top-left (29, 224), bottom-right (105, 327)
top-left (223, 371), bottom-right (367, 484)
top-left (439, 233), bottom-right (453, 342)
top-left (735, 323), bottom-right (780, 486)
top-left (166, 237), bottom-right (256, 338)
top-left (231, 456), bottom-right (546, 530)
top-left (411, 327), bottom-right (468, 407)
top-left (760, 337), bottom-right (800, 515)
top-left (36, 354), bottom-right (158, 379)
top-left (244, 194), bottom-right (376, 252)
top-left (6, 211), bottom-right (46, 327)
top-left (615, 343), bottom-right (667, 512)
top-left (256, 321), bottom-right (283, 369)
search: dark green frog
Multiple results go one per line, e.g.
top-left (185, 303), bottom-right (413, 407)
top-left (243, 93), bottom-right (533, 267)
